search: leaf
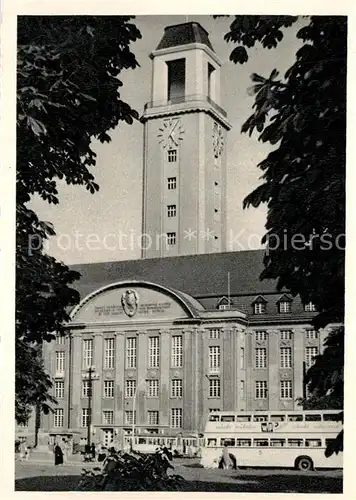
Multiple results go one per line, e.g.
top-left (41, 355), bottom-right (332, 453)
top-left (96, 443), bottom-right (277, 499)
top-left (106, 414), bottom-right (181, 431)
top-left (27, 116), bottom-right (47, 136)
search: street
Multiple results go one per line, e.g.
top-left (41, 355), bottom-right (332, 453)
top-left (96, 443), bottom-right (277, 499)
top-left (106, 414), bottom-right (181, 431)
top-left (15, 460), bottom-right (343, 493)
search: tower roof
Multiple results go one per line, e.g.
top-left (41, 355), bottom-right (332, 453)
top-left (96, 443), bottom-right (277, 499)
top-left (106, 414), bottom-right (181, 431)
top-left (156, 22), bottom-right (214, 52)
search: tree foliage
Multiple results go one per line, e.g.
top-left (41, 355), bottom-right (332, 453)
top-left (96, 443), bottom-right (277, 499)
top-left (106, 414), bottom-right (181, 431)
top-left (223, 15), bottom-right (346, 453)
top-left (16, 16), bottom-right (141, 422)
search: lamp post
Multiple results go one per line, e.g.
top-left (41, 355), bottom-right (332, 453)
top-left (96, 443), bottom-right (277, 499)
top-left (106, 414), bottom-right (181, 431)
top-left (131, 377), bottom-right (147, 449)
top-left (87, 366), bottom-right (95, 449)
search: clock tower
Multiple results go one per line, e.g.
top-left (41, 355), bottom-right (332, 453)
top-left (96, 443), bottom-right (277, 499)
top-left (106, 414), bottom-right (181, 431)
top-left (141, 22), bottom-right (231, 258)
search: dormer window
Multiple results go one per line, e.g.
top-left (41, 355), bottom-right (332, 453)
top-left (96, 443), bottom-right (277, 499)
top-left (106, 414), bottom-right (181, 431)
top-left (277, 295), bottom-right (292, 314)
top-left (252, 296), bottom-right (267, 315)
top-left (304, 301), bottom-right (316, 312)
top-left (217, 296), bottom-right (231, 311)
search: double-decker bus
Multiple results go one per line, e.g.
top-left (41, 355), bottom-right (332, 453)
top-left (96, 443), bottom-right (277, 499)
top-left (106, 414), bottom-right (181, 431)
top-left (201, 410), bottom-right (343, 471)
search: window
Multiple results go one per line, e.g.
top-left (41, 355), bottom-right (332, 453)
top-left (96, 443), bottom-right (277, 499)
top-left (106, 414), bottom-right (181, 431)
top-left (324, 413), bottom-right (340, 422)
top-left (167, 150), bottom-right (177, 163)
top-left (171, 408), bottom-right (182, 428)
top-left (221, 415), bottom-right (235, 422)
top-left (104, 338), bottom-right (115, 369)
top-left (279, 301), bottom-right (291, 313)
top-left (221, 438), bottom-right (235, 446)
top-left (167, 232), bottom-right (176, 245)
top-left (103, 410), bottom-right (114, 425)
top-left (236, 439), bottom-right (251, 447)
top-left (55, 381), bottom-right (64, 399)
top-left (255, 381), bottom-right (268, 399)
top-left (209, 329), bottom-right (220, 339)
top-left (270, 439), bottom-right (286, 447)
top-left (82, 380), bottom-right (91, 398)
top-left (167, 204), bottom-right (177, 218)
top-left (167, 58), bottom-right (185, 101)
top-left (171, 335), bottom-right (182, 367)
top-left (255, 348), bottom-right (267, 369)
top-left (236, 415), bottom-right (252, 422)
top-left (240, 380), bottom-right (245, 400)
top-left (167, 177), bottom-right (177, 190)
top-left (218, 304), bottom-right (230, 310)
top-left (171, 379), bottom-right (183, 398)
top-left (209, 378), bottom-right (221, 397)
top-left (305, 346), bottom-right (318, 368)
top-left (255, 331), bottom-right (267, 342)
top-left (306, 439), bottom-right (322, 447)
top-left (148, 337), bottom-right (160, 368)
top-left (104, 380), bottom-right (114, 399)
top-left (240, 347), bottom-right (245, 369)
top-left (305, 414), bottom-right (322, 422)
top-left (125, 411), bottom-right (136, 425)
top-left (280, 347), bottom-right (292, 368)
top-left (288, 414), bottom-right (303, 421)
top-left (126, 337), bottom-right (137, 369)
top-left (81, 408), bottom-right (91, 427)
top-left (280, 330), bottom-right (293, 341)
top-left (209, 346), bottom-right (220, 373)
top-left (56, 334), bottom-right (65, 345)
top-left (254, 302), bottom-right (266, 315)
top-left (254, 439), bottom-right (269, 447)
top-left (305, 302), bottom-right (316, 312)
top-left (125, 380), bottom-right (136, 398)
top-left (253, 415), bottom-right (268, 422)
top-left (280, 380), bottom-right (293, 399)
top-left (147, 379), bottom-right (159, 398)
top-left (306, 329), bottom-right (318, 340)
top-left (53, 409), bottom-right (64, 428)
top-left (148, 411), bottom-right (159, 425)
top-left (56, 351), bottom-right (65, 372)
top-left (83, 339), bottom-right (93, 369)
top-left (208, 63), bottom-right (215, 99)
top-left (288, 438), bottom-right (303, 447)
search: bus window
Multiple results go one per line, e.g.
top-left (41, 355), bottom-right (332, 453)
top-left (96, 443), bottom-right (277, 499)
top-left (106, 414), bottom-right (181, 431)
top-left (221, 438), bottom-right (235, 447)
top-left (270, 439), bottom-right (286, 447)
top-left (305, 414), bottom-right (322, 422)
top-left (253, 415), bottom-right (268, 422)
top-left (236, 439), bottom-right (252, 447)
top-left (254, 439), bottom-right (269, 447)
top-left (288, 414), bottom-right (303, 421)
top-left (271, 414), bottom-right (286, 422)
top-left (138, 438), bottom-right (146, 444)
top-left (323, 413), bottom-right (340, 422)
top-left (236, 415), bottom-right (251, 422)
top-left (207, 438), bottom-right (217, 447)
top-left (221, 415), bottom-right (235, 422)
top-left (306, 439), bottom-right (322, 447)
top-left (209, 415), bottom-right (220, 422)
top-left (288, 439), bottom-right (304, 447)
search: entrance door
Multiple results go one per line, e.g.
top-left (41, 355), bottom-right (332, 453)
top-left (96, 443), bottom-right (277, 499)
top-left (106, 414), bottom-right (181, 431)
top-left (103, 429), bottom-right (114, 447)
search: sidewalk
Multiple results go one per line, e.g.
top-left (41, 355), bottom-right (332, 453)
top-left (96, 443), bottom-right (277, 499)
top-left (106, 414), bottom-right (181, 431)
top-left (16, 451), bottom-right (99, 467)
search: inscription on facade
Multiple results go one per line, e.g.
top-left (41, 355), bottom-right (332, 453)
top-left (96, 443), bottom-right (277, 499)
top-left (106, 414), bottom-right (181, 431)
top-left (94, 301), bottom-right (172, 317)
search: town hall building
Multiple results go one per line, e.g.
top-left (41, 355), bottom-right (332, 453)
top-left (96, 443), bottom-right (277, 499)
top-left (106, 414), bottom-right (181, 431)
top-left (19, 22), bottom-right (335, 451)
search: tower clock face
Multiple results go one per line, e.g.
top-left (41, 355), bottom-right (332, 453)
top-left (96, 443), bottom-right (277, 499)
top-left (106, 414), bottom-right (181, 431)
top-left (213, 122), bottom-right (224, 158)
top-left (158, 118), bottom-right (184, 149)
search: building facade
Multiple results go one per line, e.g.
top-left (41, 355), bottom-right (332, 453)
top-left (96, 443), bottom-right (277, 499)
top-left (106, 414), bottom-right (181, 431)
top-left (22, 23), bottom-right (337, 450)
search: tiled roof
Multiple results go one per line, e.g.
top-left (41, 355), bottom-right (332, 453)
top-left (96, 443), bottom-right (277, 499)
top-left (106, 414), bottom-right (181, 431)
top-left (156, 22), bottom-right (214, 52)
top-left (70, 249), bottom-right (277, 302)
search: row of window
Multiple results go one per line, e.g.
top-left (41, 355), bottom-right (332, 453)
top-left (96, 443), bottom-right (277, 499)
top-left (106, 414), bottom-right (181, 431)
top-left (53, 408), bottom-right (183, 429)
top-left (254, 329), bottom-right (318, 341)
top-left (253, 301), bottom-right (316, 315)
top-left (207, 379), bottom-right (293, 400)
top-left (55, 378), bottom-right (183, 400)
top-left (207, 437), bottom-right (328, 448)
top-left (254, 346), bottom-right (318, 369)
top-left (55, 336), bottom-right (318, 374)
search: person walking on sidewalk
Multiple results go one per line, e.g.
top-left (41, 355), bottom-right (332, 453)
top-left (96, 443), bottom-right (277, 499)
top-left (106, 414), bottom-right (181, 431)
top-left (54, 443), bottom-right (64, 466)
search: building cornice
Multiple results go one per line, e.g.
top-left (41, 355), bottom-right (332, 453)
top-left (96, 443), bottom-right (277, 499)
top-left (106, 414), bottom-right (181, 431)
top-left (150, 42), bottom-right (221, 67)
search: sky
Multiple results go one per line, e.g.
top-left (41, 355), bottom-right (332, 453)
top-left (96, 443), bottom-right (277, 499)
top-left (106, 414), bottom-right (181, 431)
top-left (29, 15), bottom-right (306, 265)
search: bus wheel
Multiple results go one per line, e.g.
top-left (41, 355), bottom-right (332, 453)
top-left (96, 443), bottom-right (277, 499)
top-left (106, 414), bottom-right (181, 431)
top-left (295, 456), bottom-right (314, 472)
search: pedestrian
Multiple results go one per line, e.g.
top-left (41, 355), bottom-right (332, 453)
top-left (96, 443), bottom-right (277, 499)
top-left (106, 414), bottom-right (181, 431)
top-left (18, 441), bottom-right (26, 461)
top-left (24, 445), bottom-right (31, 461)
top-left (54, 442), bottom-right (64, 466)
top-left (62, 438), bottom-right (69, 463)
top-left (220, 442), bottom-right (233, 469)
top-left (91, 442), bottom-right (96, 461)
